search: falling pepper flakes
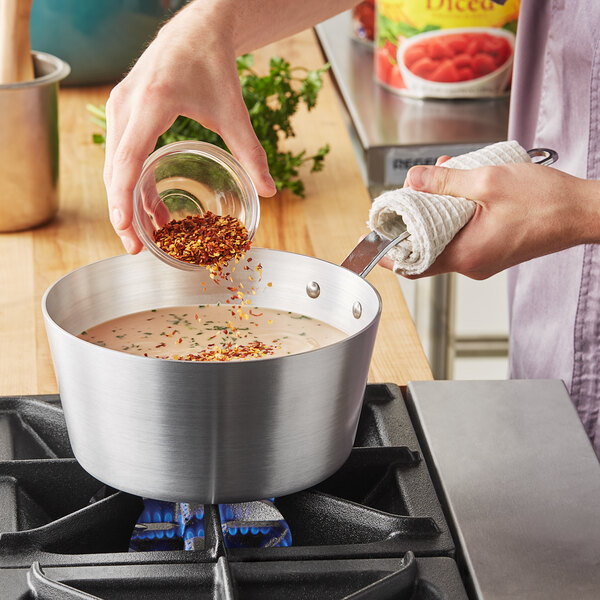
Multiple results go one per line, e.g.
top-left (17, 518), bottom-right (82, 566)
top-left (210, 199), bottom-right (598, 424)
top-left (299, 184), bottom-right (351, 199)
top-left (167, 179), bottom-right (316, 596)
top-left (133, 215), bottom-right (281, 360)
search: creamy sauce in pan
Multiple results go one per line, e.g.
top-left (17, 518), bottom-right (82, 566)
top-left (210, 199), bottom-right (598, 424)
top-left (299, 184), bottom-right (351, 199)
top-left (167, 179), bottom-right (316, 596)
top-left (79, 304), bottom-right (347, 361)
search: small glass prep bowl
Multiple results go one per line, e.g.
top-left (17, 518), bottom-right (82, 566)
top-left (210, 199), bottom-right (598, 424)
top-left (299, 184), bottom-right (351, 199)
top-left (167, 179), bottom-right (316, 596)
top-left (133, 141), bottom-right (260, 271)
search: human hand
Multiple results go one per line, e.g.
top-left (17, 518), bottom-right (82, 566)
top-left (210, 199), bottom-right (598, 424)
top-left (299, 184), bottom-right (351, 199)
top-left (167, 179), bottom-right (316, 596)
top-left (103, 3), bottom-right (276, 254)
top-left (395, 161), bottom-right (597, 279)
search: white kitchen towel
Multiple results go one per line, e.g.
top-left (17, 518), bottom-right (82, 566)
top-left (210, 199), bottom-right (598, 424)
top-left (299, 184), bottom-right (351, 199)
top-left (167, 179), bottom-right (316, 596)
top-left (368, 140), bottom-right (531, 275)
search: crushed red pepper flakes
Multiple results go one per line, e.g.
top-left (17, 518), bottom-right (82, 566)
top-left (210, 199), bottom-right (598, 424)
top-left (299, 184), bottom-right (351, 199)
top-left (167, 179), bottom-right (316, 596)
top-left (176, 340), bottom-right (279, 362)
top-left (153, 211), bottom-right (251, 275)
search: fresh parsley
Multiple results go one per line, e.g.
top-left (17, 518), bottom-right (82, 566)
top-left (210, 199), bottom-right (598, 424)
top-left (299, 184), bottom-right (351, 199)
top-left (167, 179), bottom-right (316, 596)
top-left (88, 53), bottom-right (330, 197)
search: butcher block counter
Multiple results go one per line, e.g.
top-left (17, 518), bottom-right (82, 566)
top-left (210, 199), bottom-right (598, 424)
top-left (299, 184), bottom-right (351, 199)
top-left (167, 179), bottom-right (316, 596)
top-left (0, 28), bottom-right (432, 395)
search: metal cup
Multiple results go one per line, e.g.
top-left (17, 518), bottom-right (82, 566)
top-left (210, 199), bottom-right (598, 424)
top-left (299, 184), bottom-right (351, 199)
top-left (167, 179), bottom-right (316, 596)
top-left (0, 51), bottom-right (70, 232)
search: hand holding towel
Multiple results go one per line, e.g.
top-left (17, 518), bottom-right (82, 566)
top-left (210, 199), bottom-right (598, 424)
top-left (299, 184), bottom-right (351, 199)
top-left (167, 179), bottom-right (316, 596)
top-left (368, 140), bottom-right (531, 275)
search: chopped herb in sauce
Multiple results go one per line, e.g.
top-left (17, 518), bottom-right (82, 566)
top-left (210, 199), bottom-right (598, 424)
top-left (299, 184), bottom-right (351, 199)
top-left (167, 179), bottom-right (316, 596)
top-left (79, 305), bottom-right (346, 362)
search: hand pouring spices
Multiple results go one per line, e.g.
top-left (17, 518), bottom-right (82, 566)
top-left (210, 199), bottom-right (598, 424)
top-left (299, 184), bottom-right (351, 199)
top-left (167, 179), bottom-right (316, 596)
top-left (103, 140), bottom-right (303, 362)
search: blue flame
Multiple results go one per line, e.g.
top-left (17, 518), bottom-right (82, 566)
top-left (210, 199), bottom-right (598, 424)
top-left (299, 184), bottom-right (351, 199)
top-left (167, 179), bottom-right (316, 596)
top-left (130, 498), bottom-right (291, 551)
top-left (218, 500), bottom-right (292, 549)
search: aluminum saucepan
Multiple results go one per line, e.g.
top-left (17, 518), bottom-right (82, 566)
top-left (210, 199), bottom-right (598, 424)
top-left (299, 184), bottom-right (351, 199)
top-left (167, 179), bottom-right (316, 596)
top-left (42, 235), bottom-right (399, 503)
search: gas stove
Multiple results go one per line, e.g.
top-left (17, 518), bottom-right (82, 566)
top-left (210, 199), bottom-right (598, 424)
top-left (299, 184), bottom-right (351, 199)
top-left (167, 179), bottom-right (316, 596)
top-left (2, 380), bottom-right (600, 599)
top-left (0, 384), bottom-right (466, 599)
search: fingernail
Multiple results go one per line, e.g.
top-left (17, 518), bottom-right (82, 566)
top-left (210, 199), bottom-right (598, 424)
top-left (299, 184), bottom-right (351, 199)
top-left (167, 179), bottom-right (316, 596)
top-left (111, 208), bottom-right (122, 228)
top-left (122, 237), bottom-right (134, 254)
top-left (408, 166), bottom-right (430, 189)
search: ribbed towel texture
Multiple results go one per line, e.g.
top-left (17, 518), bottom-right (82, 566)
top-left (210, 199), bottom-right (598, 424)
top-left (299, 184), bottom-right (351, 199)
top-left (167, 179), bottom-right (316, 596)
top-left (368, 140), bottom-right (531, 275)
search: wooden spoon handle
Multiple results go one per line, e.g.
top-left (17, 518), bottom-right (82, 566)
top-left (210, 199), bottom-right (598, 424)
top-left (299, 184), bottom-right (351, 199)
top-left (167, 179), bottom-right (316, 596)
top-left (0, 0), bottom-right (34, 84)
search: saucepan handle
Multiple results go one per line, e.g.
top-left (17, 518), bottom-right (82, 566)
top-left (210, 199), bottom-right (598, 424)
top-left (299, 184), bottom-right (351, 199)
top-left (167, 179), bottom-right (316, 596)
top-left (527, 148), bottom-right (559, 166)
top-left (341, 229), bottom-right (410, 279)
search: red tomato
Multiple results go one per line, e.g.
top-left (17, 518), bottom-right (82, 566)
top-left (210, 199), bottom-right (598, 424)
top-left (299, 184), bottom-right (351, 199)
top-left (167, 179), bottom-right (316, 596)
top-left (410, 56), bottom-right (438, 79)
top-left (445, 34), bottom-right (468, 54)
top-left (354, 2), bottom-right (375, 39)
top-left (376, 47), bottom-right (393, 83)
top-left (453, 53), bottom-right (472, 69)
top-left (494, 39), bottom-right (512, 66)
top-left (384, 40), bottom-right (398, 57)
top-left (406, 32), bottom-right (511, 83)
top-left (470, 33), bottom-right (488, 44)
top-left (483, 37), bottom-right (511, 65)
top-left (429, 59), bottom-right (459, 83)
top-left (465, 38), bottom-right (481, 56)
top-left (473, 53), bottom-right (496, 76)
top-left (354, 4), bottom-right (370, 20)
top-left (428, 40), bottom-right (453, 60)
top-left (388, 64), bottom-right (406, 88)
top-left (457, 67), bottom-right (475, 81)
top-left (482, 36), bottom-right (501, 54)
top-left (403, 45), bottom-right (426, 68)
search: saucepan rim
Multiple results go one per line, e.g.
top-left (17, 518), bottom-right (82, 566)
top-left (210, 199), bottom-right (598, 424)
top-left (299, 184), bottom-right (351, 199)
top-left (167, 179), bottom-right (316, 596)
top-left (41, 248), bottom-right (383, 365)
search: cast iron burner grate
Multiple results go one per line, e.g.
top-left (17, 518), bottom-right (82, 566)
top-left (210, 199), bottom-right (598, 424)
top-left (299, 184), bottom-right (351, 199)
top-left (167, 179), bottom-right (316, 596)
top-left (0, 384), bottom-right (467, 599)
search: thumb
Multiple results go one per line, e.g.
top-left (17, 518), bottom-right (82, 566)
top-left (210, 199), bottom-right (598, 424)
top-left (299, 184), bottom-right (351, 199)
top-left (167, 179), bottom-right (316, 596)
top-left (406, 165), bottom-right (470, 198)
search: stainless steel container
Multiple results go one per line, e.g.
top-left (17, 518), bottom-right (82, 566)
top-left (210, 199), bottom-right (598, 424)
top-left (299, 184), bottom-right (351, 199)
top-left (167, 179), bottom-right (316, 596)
top-left (0, 51), bottom-right (70, 232)
top-left (42, 248), bottom-right (382, 503)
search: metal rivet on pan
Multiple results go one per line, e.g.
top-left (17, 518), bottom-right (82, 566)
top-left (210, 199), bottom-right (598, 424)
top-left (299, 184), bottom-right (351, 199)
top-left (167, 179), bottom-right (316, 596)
top-left (352, 301), bottom-right (362, 319)
top-left (306, 281), bottom-right (320, 298)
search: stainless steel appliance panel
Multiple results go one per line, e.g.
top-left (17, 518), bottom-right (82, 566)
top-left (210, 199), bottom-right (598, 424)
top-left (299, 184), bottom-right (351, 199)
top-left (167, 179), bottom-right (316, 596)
top-left (407, 379), bottom-right (600, 600)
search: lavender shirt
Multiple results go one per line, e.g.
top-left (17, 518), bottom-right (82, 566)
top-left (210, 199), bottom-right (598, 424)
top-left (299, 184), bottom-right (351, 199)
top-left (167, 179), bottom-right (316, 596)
top-left (506, 0), bottom-right (600, 457)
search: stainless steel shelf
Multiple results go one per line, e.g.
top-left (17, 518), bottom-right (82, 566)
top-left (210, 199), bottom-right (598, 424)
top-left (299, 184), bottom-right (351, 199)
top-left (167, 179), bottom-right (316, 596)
top-left (315, 11), bottom-right (510, 196)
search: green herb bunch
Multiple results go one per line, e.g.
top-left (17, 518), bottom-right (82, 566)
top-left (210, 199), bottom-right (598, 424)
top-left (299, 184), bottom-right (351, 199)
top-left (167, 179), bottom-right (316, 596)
top-left (88, 54), bottom-right (331, 197)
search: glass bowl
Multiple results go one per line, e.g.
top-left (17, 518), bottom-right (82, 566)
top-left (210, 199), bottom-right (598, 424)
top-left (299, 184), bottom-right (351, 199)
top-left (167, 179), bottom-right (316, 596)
top-left (133, 141), bottom-right (260, 271)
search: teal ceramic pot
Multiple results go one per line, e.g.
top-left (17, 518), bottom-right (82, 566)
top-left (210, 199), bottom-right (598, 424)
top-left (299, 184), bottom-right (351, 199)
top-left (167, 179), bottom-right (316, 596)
top-left (30, 0), bottom-right (189, 86)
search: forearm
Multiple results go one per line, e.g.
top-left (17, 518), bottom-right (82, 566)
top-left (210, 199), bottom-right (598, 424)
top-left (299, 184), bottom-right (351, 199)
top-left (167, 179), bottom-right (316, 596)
top-left (105, 0), bottom-right (356, 253)
top-left (163, 0), bottom-right (357, 56)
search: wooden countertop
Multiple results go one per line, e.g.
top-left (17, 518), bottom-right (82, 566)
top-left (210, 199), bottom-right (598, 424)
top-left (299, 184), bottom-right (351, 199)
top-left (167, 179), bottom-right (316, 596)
top-left (0, 29), bottom-right (432, 396)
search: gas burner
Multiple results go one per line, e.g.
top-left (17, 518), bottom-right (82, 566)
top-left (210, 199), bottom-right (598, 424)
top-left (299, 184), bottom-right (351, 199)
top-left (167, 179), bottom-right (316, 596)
top-left (130, 498), bottom-right (291, 551)
top-left (0, 385), bottom-right (467, 599)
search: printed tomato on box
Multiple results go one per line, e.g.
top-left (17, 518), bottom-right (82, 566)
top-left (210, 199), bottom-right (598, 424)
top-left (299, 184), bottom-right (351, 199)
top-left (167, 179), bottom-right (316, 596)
top-left (375, 0), bottom-right (520, 98)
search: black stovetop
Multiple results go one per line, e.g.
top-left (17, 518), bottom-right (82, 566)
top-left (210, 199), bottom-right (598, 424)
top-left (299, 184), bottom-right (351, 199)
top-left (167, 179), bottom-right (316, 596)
top-left (0, 384), bottom-right (468, 599)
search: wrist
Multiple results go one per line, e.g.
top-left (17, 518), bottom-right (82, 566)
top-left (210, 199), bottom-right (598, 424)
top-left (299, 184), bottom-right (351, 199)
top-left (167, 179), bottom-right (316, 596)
top-left (574, 178), bottom-right (600, 244)
top-left (168, 0), bottom-right (259, 56)
top-left (158, 0), bottom-right (235, 51)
